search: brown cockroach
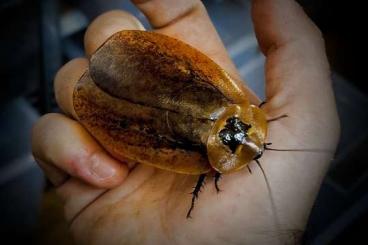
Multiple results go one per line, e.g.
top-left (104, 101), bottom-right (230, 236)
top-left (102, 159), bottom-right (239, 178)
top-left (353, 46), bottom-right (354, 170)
top-left (73, 30), bottom-right (271, 218)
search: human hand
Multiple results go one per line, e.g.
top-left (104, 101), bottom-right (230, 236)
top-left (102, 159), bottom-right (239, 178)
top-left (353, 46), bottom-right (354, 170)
top-left (32, 0), bottom-right (340, 244)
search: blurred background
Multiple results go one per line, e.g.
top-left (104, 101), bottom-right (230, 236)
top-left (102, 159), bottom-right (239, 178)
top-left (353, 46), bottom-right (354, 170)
top-left (0, 0), bottom-right (366, 244)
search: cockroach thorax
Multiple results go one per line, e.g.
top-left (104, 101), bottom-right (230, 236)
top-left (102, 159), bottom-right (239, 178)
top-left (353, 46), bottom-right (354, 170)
top-left (206, 105), bottom-right (266, 174)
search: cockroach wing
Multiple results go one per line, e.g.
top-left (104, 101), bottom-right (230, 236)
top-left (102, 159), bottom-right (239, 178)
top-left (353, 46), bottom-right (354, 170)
top-left (90, 31), bottom-right (249, 118)
top-left (73, 31), bottom-right (250, 174)
top-left (74, 71), bottom-right (211, 174)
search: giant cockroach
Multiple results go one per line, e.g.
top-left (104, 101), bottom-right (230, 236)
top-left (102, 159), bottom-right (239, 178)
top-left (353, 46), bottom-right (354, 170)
top-left (73, 30), bottom-right (277, 218)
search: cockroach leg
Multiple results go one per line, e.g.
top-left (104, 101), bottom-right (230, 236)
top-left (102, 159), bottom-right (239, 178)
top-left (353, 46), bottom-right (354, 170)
top-left (259, 101), bottom-right (267, 108)
top-left (186, 174), bottom-right (206, 219)
top-left (267, 114), bottom-right (288, 123)
top-left (214, 172), bottom-right (222, 193)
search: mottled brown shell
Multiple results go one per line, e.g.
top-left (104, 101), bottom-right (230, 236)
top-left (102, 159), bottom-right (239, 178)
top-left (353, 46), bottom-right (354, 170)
top-left (73, 30), bottom-right (267, 174)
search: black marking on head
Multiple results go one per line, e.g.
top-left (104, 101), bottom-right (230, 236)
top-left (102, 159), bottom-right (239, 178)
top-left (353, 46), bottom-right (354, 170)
top-left (219, 117), bottom-right (251, 153)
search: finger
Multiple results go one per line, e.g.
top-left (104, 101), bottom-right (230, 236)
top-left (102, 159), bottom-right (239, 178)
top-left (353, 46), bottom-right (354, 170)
top-left (132, 0), bottom-right (260, 104)
top-left (32, 113), bottom-right (129, 188)
top-left (54, 58), bottom-right (88, 118)
top-left (55, 11), bottom-right (145, 117)
top-left (251, 0), bottom-right (332, 105)
top-left (132, 0), bottom-right (235, 74)
top-left (36, 157), bottom-right (69, 186)
top-left (61, 165), bottom-right (157, 226)
top-left (84, 10), bottom-right (145, 56)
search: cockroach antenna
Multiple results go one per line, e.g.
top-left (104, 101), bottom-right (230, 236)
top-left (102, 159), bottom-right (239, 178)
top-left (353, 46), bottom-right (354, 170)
top-left (255, 159), bottom-right (283, 244)
top-left (264, 143), bottom-right (334, 154)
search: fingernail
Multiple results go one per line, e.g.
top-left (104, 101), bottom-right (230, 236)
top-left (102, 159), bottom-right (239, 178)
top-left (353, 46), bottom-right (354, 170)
top-left (90, 154), bottom-right (116, 179)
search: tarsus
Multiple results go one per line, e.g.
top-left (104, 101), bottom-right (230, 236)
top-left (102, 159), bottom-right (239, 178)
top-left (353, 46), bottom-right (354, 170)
top-left (214, 172), bottom-right (222, 193)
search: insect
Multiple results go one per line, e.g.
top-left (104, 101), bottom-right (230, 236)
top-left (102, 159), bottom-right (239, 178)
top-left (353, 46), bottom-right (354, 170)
top-left (73, 30), bottom-right (273, 218)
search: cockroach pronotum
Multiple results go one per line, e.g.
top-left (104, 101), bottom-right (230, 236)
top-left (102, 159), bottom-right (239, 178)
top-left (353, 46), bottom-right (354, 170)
top-left (73, 30), bottom-right (285, 218)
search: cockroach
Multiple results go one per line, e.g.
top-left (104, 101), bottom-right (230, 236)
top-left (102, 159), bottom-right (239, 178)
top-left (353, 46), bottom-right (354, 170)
top-left (73, 30), bottom-right (278, 218)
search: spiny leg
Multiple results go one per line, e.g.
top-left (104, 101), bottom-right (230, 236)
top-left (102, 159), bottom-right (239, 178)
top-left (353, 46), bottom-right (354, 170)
top-left (186, 174), bottom-right (206, 218)
top-left (214, 172), bottom-right (222, 193)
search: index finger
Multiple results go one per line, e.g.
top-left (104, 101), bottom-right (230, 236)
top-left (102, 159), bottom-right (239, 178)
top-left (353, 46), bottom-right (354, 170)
top-left (133, 0), bottom-right (238, 77)
top-left (132, 0), bottom-right (260, 104)
top-left (54, 11), bottom-right (145, 118)
top-left (133, 0), bottom-right (260, 103)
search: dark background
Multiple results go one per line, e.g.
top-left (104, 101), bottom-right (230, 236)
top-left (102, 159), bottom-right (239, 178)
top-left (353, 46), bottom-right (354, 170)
top-left (0, 0), bottom-right (367, 244)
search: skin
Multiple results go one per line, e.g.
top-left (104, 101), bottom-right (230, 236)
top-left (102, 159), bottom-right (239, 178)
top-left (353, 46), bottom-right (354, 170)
top-left (31, 0), bottom-right (340, 244)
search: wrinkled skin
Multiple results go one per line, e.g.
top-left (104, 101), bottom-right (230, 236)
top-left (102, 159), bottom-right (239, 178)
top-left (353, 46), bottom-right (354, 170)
top-left (32, 0), bottom-right (340, 244)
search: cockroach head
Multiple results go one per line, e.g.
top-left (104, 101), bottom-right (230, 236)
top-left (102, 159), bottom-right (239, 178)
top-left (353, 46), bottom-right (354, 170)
top-left (207, 105), bottom-right (266, 174)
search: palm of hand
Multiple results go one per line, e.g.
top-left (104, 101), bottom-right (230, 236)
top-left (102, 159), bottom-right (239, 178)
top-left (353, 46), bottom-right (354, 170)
top-left (70, 96), bottom-right (337, 245)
